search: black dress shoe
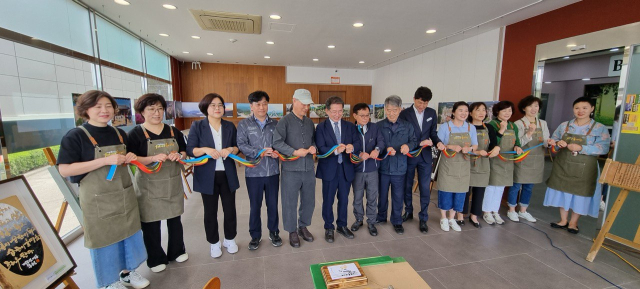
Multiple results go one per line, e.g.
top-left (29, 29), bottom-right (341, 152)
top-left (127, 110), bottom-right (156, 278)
top-left (419, 220), bottom-right (429, 234)
top-left (402, 212), bottom-right (413, 222)
top-left (325, 229), bottom-right (335, 243)
top-left (377, 219), bottom-right (387, 224)
top-left (393, 224), bottom-right (404, 235)
top-left (289, 232), bottom-right (300, 248)
top-left (368, 224), bottom-right (378, 236)
top-left (567, 227), bottom-right (580, 234)
top-left (469, 216), bottom-right (481, 228)
top-left (298, 226), bottom-right (314, 242)
top-left (269, 231), bottom-right (283, 247)
top-left (351, 220), bottom-right (363, 232)
top-left (456, 220), bottom-right (465, 226)
top-left (337, 227), bottom-right (355, 239)
top-left (248, 237), bottom-right (261, 250)
top-left (550, 222), bottom-right (568, 229)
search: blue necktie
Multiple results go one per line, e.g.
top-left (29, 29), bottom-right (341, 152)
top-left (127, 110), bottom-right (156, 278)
top-left (334, 122), bottom-right (342, 163)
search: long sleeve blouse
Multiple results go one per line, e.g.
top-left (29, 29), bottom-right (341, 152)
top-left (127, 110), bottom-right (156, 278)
top-left (551, 119), bottom-right (610, 156)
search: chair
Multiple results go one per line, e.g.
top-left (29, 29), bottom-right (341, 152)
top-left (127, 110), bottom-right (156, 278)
top-left (202, 277), bottom-right (221, 289)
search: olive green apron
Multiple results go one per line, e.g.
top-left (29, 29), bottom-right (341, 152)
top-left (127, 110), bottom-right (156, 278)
top-left (135, 125), bottom-right (185, 222)
top-left (514, 118), bottom-right (545, 184)
top-left (546, 120), bottom-right (598, 197)
top-left (488, 122), bottom-right (516, 186)
top-left (438, 122), bottom-right (472, 193)
top-left (78, 126), bottom-right (141, 249)
top-left (469, 124), bottom-right (490, 187)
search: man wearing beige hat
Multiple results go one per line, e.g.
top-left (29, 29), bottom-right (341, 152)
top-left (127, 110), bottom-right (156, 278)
top-left (273, 89), bottom-right (318, 248)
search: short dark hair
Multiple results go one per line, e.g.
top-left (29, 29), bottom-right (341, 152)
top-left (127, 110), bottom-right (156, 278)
top-left (573, 96), bottom-right (595, 107)
top-left (76, 90), bottom-right (118, 120)
top-left (353, 103), bottom-right (370, 115)
top-left (414, 86), bottom-right (433, 101)
top-left (325, 95), bottom-right (344, 109)
top-left (134, 93), bottom-right (166, 114)
top-left (248, 90), bottom-right (269, 104)
top-left (492, 100), bottom-right (515, 117)
top-left (517, 95), bottom-right (543, 114)
top-left (468, 102), bottom-right (487, 122)
top-left (198, 93), bottom-right (225, 116)
top-left (451, 101), bottom-right (470, 119)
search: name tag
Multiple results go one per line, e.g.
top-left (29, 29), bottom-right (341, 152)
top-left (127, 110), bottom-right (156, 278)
top-left (426, 117), bottom-right (432, 122)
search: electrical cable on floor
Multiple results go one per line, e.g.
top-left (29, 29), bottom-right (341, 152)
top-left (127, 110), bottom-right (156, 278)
top-left (518, 222), bottom-right (623, 289)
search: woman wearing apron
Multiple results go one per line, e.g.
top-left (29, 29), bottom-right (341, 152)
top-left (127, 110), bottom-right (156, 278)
top-left (456, 102), bottom-right (500, 228)
top-left (482, 101), bottom-right (523, 225)
top-left (436, 102), bottom-right (478, 232)
top-left (187, 93), bottom-right (240, 258)
top-left (507, 95), bottom-right (551, 223)
top-left (128, 94), bottom-right (188, 273)
top-left (544, 97), bottom-right (610, 234)
top-left (57, 91), bottom-right (149, 289)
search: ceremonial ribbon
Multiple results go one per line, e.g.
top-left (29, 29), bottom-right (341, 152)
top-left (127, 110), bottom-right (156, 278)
top-left (179, 149), bottom-right (301, 168)
top-left (130, 160), bottom-right (163, 174)
top-left (106, 165), bottom-right (117, 181)
top-left (497, 142), bottom-right (546, 163)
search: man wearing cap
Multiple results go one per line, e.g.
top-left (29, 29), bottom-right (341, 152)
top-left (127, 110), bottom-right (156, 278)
top-left (273, 89), bottom-right (318, 248)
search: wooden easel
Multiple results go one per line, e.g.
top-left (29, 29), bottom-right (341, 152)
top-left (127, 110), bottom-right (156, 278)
top-left (43, 147), bottom-right (68, 233)
top-left (49, 271), bottom-right (80, 289)
top-left (586, 156), bottom-right (640, 262)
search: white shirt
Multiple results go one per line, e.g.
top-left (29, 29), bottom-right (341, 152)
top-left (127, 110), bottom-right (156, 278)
top-left (413, 106), bottom-right (424, 131)
top-left (209, 123), bottom-right (225, 171)
top-left (330, 119), bottom-right (342, 155)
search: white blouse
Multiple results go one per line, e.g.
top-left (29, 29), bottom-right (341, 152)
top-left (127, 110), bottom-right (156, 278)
top-left (209, 123), bottom-right (225, 171)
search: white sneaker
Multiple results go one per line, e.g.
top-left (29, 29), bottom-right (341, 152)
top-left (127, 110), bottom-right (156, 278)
top-left (507, 211), bottom-right (520, 222)
top-left (483, 213), bottom-right (495, 225)
top-left (493, 212), bottom-right (505, 225)
top-left (448, 219), bottom-right (461, 232)
top-left (223, 238), bottom-right (238, 254)
top-left (175, 253), bottom-right (189, 263)
top-left (120, 271), bottom-right (150, 289)
top-left (149, 264), bottom-right (166, 273)
top-left (103, 281), bottom-right (127, 289)
top-left (440, 219), bottom-right (450, 232)
top-left (210, 242), bottom-right (222, 258)
top-left (600, 200), bottom-right (606, 211)
top-left (518, 211), bottom-right (537, 223)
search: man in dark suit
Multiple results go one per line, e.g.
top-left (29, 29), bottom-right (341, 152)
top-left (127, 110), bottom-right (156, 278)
top-left (315, 96), bottom-right (361, 243)
top-left (398, 86), bottom-right (446, 234)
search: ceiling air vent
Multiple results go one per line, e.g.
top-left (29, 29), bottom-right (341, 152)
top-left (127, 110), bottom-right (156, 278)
top-left (190, 9), bottom-right (262, 34)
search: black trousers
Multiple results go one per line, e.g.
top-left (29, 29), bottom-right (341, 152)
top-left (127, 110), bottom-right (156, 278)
top-left (202, 171), bottom-right (237, 244)
top-left (463, 187), bottom-right (486, 216)
top-left (140, 216), bottom-right (185, 268)
top-left (246, 174), bottom-right (280, 239)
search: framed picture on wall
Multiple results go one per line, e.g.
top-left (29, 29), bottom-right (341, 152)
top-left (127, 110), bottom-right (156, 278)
top-left (0, 176), bottom-right (76, 289)
top-left (224, 103), bottom-right (234, 118)
top-left (236, 103), bottom-right (251, 118)
top-left (373, 104), bottom-right (384, 121)
top-left (165, 101), bottom-right (175, 121)
top-left (112, 97), bottom-right (133, 127)
top-left (181, 102), bottom-right (204, 118)
top-left (268, 104), bottom-right (284, 118)
top-left (585, 83), bottom-right (618, 126)
top-left (310, 104), bottom-right (327, 118)
top-left (342, 104), bottom-right (351, 118)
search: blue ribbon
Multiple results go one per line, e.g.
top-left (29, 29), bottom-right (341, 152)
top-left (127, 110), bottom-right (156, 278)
top-left (106, 165), bottom-right (117, 181)
top-left (501, 142), bottom-right (545, 154)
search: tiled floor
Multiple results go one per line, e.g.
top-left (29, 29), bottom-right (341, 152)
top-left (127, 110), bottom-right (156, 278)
top-left (65, 168), bottom-right (640, 289)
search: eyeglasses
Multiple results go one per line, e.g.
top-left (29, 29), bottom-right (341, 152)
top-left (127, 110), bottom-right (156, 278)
top-left (328, 109), bottom-right (343, 115)
top-left (209, 104), bottom-right (225, 109)
top-left (356, 114), bottom-right (370, 118)
top-left (145, 107), bottom-right (164, 113)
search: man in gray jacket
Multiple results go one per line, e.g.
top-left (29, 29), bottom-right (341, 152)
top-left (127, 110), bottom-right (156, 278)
top-left (272, 89), bottom-right (317, 248)
top-left (237, 91), bottom-right (282, 251)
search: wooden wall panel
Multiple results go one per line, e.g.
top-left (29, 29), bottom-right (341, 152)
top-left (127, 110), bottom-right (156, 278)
top-left (179, 63), bottom-right (372, 129)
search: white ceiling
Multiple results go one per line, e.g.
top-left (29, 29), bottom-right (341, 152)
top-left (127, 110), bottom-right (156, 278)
top-left (80, 0), bottom-right (580, 69)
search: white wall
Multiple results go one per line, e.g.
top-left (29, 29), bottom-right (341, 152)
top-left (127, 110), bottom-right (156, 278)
top-left (286, 66), bottom-right (373, 85)
top-left (371, 28), bottom-right (502, 106)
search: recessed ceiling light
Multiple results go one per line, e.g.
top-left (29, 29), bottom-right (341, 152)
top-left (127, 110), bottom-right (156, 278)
top-left (270, 15), bottom-right (281, 20)
top-left (359, 61), bottom-right (365, 64)
top-left (182, 51), bottom-right (189, 54)
top-left (313, 58), bottom-right (319, 61)
top-left (544, 81), bottom-right (552, 84)
top-left (566, 44), bottom-right (577, 48)
top-left (264, 56), bottom-right (271, 59)
top-left (159, 33), bottom-right (169, 37)
top-left (563, 56), bottom-right (570, 59)
top-left (384, 49), bottom-right (391, 52)
top-left (610, 48), bottom-right (619, 52)
top-left (191, 36), bottom-right (200, 39)
top-left (328, 45), bottom-right (335, 49)
top-left (582, 78), bottom-right (591, 81)
top-left (114, 0), bottom-right (130, 5)
top-left (266, 41), bottom-right (275, 45)
top-left (207, 53), bottom-right (213, 55)
top-left (162, 4), bottom-right (176, 9)
top-left (353, 22), bottom-right (364, 28)
top-left (426, 29), bottom-right (436, 34)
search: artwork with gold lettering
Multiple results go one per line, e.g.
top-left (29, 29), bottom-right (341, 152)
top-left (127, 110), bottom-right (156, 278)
top-left (0, 177), bottom-right (75, 289)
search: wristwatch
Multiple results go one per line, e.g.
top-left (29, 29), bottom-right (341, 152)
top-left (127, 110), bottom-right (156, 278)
top-left (375, 147), bottom-right (380, 152)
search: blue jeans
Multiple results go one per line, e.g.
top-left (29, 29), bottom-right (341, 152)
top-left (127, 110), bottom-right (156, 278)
top-left (378, 174), bottom-right (405, 225)
top-left (404, 160), bottom-right (432, 221)
top-left (438, 191), bottom-right (466, 212)
top-left (90, 231), bottom-right (147, 288)
top-left (507, 183), bottom-right (533, 208)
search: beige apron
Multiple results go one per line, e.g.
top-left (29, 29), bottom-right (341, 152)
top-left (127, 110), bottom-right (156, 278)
top-left (135, 125), bottom-right (185, 222)
top-left (488, 122), bottom-right (516, 186)
top-left (438, 122), bottom-right (472, 193)
top-left (514, 118), bottom-right (545, 184)
top-left (469, 124), bottom-right (490, 187)
top-left (546, 120), bottom-right (599, 197)
top-left (78, 126), bottom-right (141, 249)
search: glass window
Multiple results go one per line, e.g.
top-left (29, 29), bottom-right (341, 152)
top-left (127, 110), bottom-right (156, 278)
top-left (145, 44), bottom-right (170, 80)
top-left (95, 16), bottom-right (143, 72)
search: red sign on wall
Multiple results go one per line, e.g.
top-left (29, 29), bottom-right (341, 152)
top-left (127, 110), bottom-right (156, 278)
top-left (331, 77), bottom-right (340, 84)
